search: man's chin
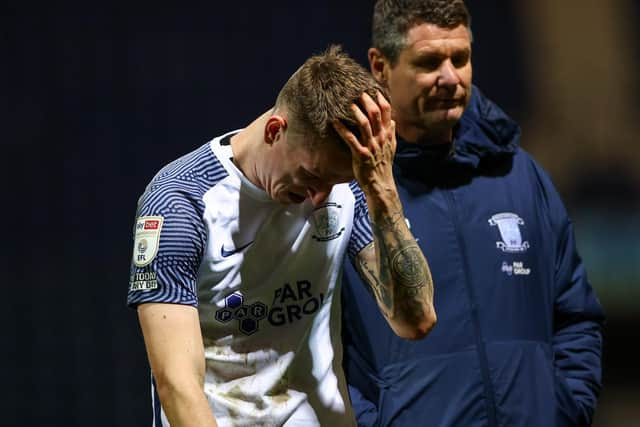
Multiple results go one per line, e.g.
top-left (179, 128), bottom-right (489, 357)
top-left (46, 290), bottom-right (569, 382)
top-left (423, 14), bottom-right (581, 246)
top-left (425, 107), bottom-right (464, 127)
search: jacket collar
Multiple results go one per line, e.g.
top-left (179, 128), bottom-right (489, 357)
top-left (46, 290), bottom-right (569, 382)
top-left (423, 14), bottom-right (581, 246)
top-left (395, 86), bottom-right (521, 170)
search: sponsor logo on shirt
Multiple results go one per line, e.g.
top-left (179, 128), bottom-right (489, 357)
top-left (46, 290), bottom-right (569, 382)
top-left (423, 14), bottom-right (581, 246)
top-left (215, 292), bottom-right (268, 335)
top-left (144, 220), bottom-right (160, 230)
top-left (268, 281), bottom-right (325, 326)
top-left (489, 212), bottom-right (529, 253)
top-left (214, 281), bottom-right (324, 335)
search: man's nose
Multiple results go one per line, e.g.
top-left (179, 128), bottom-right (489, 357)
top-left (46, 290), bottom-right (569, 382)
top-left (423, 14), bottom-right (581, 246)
top-left (438, 59), bottom-right (460, 87)
top-left (307, 187), bottom-right (331, 207)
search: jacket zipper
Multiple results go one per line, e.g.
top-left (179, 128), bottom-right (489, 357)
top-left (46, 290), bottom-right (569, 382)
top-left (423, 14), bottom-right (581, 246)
top-left (443, 189), bottom-right (498, 426)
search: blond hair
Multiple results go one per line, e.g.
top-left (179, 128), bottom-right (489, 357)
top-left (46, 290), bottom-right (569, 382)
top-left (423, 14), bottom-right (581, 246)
top-left (275, 45), bottom-right (386, 144)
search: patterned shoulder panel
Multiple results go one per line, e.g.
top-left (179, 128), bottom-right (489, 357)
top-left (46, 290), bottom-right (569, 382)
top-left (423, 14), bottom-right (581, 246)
top-left (127, 141), bottom-right (229, 307)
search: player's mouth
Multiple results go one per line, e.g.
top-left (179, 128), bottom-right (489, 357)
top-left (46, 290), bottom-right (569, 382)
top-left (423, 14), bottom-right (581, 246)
top-left (288, 192), bottom-right (307, 204)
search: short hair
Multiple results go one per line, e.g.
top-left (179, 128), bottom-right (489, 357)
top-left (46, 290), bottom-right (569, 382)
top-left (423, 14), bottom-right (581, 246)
top-left (275, 45), bottom-right (386, 145)
top-left (372, 0), bottom-right (472, 65)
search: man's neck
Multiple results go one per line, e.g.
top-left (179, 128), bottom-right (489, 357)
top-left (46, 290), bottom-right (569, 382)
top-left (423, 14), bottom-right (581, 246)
top-left (396, 123), bottom-right (453, 146)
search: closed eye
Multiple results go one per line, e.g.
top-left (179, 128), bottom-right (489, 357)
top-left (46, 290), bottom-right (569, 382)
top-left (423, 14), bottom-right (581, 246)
top-left (300, 167), bottom-right (321, 181)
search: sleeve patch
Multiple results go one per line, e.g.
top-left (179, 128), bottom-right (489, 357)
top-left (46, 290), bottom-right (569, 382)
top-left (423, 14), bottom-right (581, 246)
top-left (133, 216), bottom-right (164, 267)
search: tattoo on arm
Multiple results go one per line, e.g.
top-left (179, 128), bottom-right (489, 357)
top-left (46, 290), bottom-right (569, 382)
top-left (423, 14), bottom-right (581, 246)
top-left (387, 240), bottom-right (432, 320)
top-left (357, 253), bottom-right (393, 317)
top-left (375, 210), bottom-right (405, 232)
top-left (391, 245), bottom-right (427, 288)
top-left (358, 208), bottom-right (434, 323)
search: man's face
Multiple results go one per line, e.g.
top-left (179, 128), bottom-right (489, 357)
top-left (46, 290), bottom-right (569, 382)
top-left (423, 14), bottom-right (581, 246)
top-left (381, 23), bottom-right (472, 139)
top-left (263, 130), bottom-right (354, 207)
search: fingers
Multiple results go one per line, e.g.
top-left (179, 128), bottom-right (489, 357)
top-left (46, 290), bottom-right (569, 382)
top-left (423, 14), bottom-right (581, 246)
top-left (377, 91), bottom-right (391, 126)
top-left (331, 90), bottom-right (393, 156)
top-left (358, 91), bottom-right (392, 141)
top-left (358, 92), bottom-right (382, 136)
top-left (351, 102), bottom-right (377, 151)
top-left (332, 119), bottom-right (368, 157)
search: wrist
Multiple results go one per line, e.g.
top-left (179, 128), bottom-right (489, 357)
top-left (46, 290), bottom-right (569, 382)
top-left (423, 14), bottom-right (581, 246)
top-left (362, 184), bottom-right (402, 220)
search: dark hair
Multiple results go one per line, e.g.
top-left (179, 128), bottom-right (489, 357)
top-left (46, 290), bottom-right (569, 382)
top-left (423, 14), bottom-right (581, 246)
top-left (372, 0), bottom-right (471, 64)
top-left (275, 45), bottom-right (386, 143)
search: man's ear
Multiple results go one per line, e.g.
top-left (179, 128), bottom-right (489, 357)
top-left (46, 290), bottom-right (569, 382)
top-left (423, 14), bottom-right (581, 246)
top-left (264, 115), bottom-right (287, 145)
top-left (368, 47), bottom-right (390, 86)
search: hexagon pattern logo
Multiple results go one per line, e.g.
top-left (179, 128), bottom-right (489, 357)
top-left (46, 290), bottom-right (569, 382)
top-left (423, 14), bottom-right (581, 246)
top-left (215, 291), bottom-right (268, 335)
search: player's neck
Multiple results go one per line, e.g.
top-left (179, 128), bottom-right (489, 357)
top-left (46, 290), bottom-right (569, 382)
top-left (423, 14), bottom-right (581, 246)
top-left (230, 110), bottom-right (272, 187)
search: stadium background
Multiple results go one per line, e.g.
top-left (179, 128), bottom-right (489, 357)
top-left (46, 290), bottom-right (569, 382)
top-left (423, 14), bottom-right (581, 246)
top-left (3, 1), bottom-right (638, 425)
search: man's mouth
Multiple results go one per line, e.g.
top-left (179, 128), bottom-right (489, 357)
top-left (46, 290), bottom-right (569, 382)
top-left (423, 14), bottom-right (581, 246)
top-left (430, 98), bottom-right (461, 109)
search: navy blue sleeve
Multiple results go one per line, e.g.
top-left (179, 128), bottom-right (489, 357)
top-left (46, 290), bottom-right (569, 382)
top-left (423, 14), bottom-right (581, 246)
top-left (553, 217), bottom-right (605, 426)
top-left (348, 384), bottom-right (378, 427)
top-left (341, 255), bottom-right (385, 427)
top-left (537, 165), bottom-right (605, 426)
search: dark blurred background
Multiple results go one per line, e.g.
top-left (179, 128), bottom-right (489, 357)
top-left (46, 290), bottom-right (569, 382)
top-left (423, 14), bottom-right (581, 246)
top-left (3, 1), bottom-right (638, 426)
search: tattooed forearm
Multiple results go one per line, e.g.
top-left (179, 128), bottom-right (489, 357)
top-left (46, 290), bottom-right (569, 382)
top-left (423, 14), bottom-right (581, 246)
top-left (357, 256), bottom-right (393, 317)
top-left (374, 210), bottom-right (405, 232)
top-left (384, 241), bottom-right (432, 323)
top-left (372, 213), bottom-right (429, 292)
top-left (391, 244), bottom-right (427, 288)
top-left (358, 206), bottom-right (435, 329)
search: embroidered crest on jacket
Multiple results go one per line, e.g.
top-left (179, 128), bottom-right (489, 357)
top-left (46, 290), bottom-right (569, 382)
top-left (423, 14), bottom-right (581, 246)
top-left (489, 212), bottom-right (529, 253)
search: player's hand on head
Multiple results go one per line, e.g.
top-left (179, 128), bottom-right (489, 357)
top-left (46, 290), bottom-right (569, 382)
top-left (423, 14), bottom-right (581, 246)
top-left (333, 91), bottom-right (396, 189)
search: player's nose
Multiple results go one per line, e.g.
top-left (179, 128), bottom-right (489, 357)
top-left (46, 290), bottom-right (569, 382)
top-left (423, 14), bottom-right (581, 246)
top-left (307, 187), bottom-right (331, 207)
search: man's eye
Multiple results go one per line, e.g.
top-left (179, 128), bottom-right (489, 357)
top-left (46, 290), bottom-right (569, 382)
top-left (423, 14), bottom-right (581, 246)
top-left (416, 57), bottom-right (441, 71)
top-left (452, 53), bottom-right (469, 68)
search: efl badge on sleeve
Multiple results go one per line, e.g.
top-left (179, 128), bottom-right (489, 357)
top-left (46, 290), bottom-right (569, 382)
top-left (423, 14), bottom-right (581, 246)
top-left (133, 216), bottom-right (164, 267)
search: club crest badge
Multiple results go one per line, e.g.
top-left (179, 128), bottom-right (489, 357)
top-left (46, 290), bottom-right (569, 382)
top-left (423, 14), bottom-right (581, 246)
top-left (310, 203), bottom-right (345, 242)
top-left (489, 212), bottom-right (529, 253)
top-left (133, 216), bottom-right (164, 266)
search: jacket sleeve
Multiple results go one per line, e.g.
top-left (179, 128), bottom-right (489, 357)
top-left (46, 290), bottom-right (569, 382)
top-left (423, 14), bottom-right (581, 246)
top-left (348, 384), bottom-right (378, 427)
top-left (541, 168), bottom-right (605, 426)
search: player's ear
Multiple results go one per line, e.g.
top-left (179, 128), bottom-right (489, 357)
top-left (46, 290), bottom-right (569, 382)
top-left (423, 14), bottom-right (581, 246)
top-left (369, 47), bottom-right (390, 86)
top-left (264, 115), bottom-right (287, 145)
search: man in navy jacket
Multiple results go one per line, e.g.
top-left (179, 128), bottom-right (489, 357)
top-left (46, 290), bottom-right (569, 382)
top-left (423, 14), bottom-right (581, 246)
top-left (341, 1), bottom-right (605, 426)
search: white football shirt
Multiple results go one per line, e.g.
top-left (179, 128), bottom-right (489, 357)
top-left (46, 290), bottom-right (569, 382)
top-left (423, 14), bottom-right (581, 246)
top-left (128, 131), bottom-right (373, 427)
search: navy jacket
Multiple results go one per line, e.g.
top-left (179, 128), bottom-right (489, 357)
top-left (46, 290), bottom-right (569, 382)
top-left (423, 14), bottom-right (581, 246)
top-left (341, 88), bottom-right (605, 427)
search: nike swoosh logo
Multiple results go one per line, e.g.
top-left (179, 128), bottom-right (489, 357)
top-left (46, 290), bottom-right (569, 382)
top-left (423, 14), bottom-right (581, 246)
top-left (220, 240), bottom-right (254, 258)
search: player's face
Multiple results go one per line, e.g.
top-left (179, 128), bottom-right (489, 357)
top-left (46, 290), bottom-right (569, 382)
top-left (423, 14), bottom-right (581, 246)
top-left (264, 131), bottom-right (354, 207)
top-left (382, 23), bottom-right (472, 139)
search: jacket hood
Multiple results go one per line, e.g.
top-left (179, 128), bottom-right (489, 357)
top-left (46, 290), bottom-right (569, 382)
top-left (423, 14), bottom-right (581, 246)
top-left (395, 86), bottom-right (521, 170)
